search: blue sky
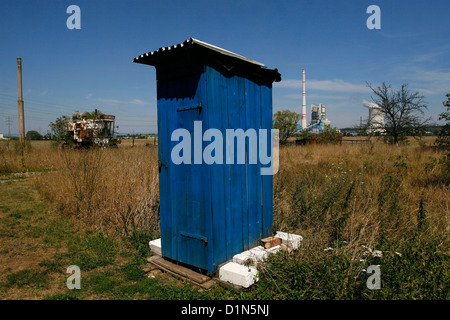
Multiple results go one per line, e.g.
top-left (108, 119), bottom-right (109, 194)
top-left (0, 0), bottom-right (449, 135)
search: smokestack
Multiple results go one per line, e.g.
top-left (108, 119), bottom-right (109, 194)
top-left (17, 57), bottom-right (25, 142)
top-left (301, 68), bottom-right (307, 129)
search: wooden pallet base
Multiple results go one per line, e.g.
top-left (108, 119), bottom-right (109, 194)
top-left (147, 256), bottom-right (215, 290)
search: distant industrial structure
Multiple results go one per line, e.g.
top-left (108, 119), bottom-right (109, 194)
top-left (362, 99), bottom-right (385, 135)
top-left (297, 68), bottom-right (331, 133)
top-left (310, 103), bottom-right (331, 134)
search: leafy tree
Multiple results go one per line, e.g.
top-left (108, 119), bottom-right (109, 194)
top-left (315, 126), bottom-right (342, 144)
top-left (80, 109), bottom-right (103, 120)
top-left (26, 130), bottom-right (43, 140)
top-left (49, 115), bottom-right (70, 142)
top-left (433, 93), bottom-right (450, 184)
top-left (435, 93), bottom-right (450, 149)
top-left (273, 110), bottom-right (301, 144)
top-left (366, 82), bottom-right (430, 145)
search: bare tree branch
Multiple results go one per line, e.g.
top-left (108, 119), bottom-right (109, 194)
top-left (366, 82), bottom-right (430, 145)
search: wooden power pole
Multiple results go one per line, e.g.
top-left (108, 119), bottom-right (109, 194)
top-left (17, 57), bottom-right (25, 142)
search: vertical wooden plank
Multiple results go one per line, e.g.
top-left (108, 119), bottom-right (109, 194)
top-left (254, 82), bottom-right (263, 242)
top-left (239, 76), bottom-right (249, 250)
top-left (206, 66), bottom-right (227, 268)
top-left (260, 83), bottom-right (274, 238)
top-left (221, 73), bottom-right (232, 260)
top-left (191, 71), bottom-right (208, 269)
top-left (199, 69), bottom-right (215, 273)
top-left (246, 78), bottom-right (262, 248)
top-left (227, 74), bottom-right (245, 257)
top-left (156, 78), bottom-right (173, 260)
top-left (168, 77), bottom-right (181, 262)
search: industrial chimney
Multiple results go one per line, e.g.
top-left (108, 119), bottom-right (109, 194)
top-left (301, 68), bottom-right (307, 129)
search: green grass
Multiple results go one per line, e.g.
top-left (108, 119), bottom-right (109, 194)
top-left (249, 232), bottom-right (449, 300)
top-left (0, 177), bottom-right (235, 300)
top-left (1, 141), bottom-right (448, 300)
top-left (4, 269), bottom-right (50, 289)
top-left (44, 293), bottom-right (81, 300)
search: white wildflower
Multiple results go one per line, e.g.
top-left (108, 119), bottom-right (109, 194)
top-left (372, 250), bottom-right (383, 258)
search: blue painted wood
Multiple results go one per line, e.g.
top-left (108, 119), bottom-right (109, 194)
top-left (260, 83), bottom-right (274, 238)
top-left (226, 74), bottom-right (245, 259)
top-left (237, 76), bottom-right (250, 253)
top-left (205, 66), bottom-right (227, 268)
top-left (155, 61), bottom-right (277, 274)
top-left (157, 80), bottom-right (170, 259)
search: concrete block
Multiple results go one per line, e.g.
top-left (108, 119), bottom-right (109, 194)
top-left (249, 246), bottom-right (269, 261)
top-left (275, 231), bottom-right (303, 250)
top-left (266, 245), bottom-right (282, 254)
top-left (233, 250), bottom-right (253, 265)
top-left (233, 246), bottom-right (269, 265)
top-left (149, 238), bottom-right (162, 256)
top-left (219, 262), bottom-right (258, 288)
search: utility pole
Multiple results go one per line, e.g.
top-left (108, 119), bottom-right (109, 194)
top-left (17, 57), bottom-right (25, 142)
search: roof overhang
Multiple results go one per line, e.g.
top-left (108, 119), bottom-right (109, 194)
top-left (133, 38), bottom-right (281, 83)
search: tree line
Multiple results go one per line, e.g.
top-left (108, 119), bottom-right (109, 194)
top-left (273, 82), bottom-right (449, 146)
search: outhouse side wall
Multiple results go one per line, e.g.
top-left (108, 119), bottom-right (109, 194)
top-left (205, 65), bottom-right (274, 270)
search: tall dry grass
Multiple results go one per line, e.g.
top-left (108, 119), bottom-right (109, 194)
top-left (3, 138), bottom-right (449, 298)
top-left (260, 141), bottom-right (449, 299)
top-left (0, 140), bottom-right (62, 174)
top-left (32, 144), bottom-right (160, 237)
top-left (4, 139), bottom-right (448, 245)
top-left (274, 142), bottom-right (449, 243)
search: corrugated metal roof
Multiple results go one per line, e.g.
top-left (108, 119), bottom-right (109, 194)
top-left (133, 37), bottom-right (266, 67)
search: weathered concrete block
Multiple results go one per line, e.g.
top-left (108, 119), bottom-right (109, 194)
top-left (219, 262), bottom-right (258, 288)
top-left (275, 231), bottom-right (303, 250)
top-left (149, 238), bottom-right (162, 256)
top-left (233, 246), bottom-right (268, 265)
top-left (249, 246), bottom-right (269, 261)
top-left (233, 250), bottom-right (253, 265)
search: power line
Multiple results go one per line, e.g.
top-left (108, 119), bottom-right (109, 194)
top-left (0, 93), bottom-right (87, 112)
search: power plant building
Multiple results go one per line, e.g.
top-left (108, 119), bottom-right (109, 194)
top-left (297, 69), bottom-right (331, 133)
top-left (362, 99), bottom-right (385, 135)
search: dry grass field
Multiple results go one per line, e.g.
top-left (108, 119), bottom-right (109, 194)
top-left (0, 137), bottom-right (448, 299)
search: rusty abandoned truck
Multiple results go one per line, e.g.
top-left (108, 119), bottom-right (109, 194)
top-left (63, 110), bottom-right (120, 149)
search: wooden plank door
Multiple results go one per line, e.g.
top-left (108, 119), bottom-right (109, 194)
top-left (157, 72), bottom-right (212, 272)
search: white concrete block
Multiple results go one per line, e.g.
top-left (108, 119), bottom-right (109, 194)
top-left (233, 250), bottom-right (253, 265)
top-left (275, 231), bottom-right (303, 250)
top-left (149, 238), bottom-right (162, 256)
top-left (219, 262), bottom-right (258, 288)
top-left (266, 245), bottom-right (282, 254)
top-left (233, 246), bottom-right (269, 265)
top-left (249, 246), bottom-right (269, 261)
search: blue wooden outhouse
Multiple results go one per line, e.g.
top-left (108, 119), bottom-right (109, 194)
top-left (134, 38), bottom-right (281, 274)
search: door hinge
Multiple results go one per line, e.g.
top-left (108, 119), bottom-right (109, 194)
top-left (158, 160), bottom-right (167, 172)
